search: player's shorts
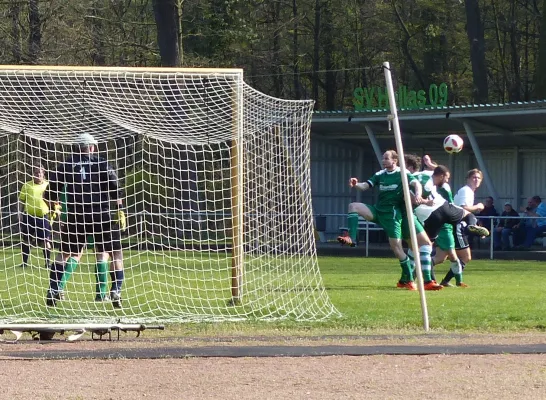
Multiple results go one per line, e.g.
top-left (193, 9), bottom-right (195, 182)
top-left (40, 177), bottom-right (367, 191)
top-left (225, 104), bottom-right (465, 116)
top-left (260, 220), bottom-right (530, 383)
top-left (59, 211), bottom-right (122, 254)
top-left (400, 210), bottom-right (425, 240)
top-left (435, 224), bottom-right (455, 251)
top-left (453, 221), bottom-right (470, 250)
top-left (423, 202), bottom-right (465, 241)
top-left (368, 204), bottom-right (403, 239)
top-left (21, 214), bottom-right (51, 242)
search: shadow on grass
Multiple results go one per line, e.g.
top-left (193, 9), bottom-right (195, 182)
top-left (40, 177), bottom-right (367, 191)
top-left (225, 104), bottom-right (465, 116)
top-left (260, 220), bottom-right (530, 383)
top-left (326, 285), bottom-right (402, 291)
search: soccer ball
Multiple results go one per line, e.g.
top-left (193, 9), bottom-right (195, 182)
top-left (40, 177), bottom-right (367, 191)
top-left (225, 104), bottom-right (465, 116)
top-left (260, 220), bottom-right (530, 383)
top-left (443, 134), bottom-right (464, 154)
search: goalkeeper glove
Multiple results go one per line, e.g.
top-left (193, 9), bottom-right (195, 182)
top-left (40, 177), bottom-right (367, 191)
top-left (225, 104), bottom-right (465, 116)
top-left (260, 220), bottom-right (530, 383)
top-left (115, 209), bottom-right (127, 232)
top-left (49, 203), bottom-right (62, 223)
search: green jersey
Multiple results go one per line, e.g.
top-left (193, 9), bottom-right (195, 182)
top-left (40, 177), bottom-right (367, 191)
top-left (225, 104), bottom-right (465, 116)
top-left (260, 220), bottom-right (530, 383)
top-left (413, 171), bottom-right (435, 198)
top-left (409, 170), bottom-right (434, 204)
top-left (437, 182), bottom-right (454, 203)
top-left (366, 167), bottom-right (416, 213)
top-left (412, 170), bottom-right (448, 223)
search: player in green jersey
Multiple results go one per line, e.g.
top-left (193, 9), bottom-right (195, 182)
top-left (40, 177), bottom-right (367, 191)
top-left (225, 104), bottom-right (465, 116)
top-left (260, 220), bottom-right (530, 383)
top-left (337, 150), bottom-right (433, 290)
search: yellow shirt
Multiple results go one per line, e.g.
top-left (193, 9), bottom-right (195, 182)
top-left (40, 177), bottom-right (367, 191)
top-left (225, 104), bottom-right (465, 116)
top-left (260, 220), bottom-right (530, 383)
top-left (19, 180), bottom-right (49, 217)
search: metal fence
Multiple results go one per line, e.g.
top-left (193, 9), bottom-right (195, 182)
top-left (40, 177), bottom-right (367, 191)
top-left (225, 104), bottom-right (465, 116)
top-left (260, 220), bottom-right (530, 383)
top-left (3, 211), bottom-right (545, 259)
top-left (314, 213), bottom-right (546, 259)
top-left (473, 215), bottom-right (546, 259)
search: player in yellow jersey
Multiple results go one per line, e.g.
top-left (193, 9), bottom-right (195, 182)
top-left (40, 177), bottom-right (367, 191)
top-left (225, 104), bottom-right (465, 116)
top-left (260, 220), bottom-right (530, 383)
top-left (18, 164), bottom-right (61, 268)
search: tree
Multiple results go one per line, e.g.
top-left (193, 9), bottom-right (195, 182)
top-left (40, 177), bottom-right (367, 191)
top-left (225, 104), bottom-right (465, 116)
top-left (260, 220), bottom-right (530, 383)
top-left (88, 1), bottom-right (106, 65)
top-left (152, 0), bottom-right (180, 67)
top-left (291, 0), bottom-right (302, 99)
top-left (464, 0), bottom-right (488, 103)
top-left (535, 0), bottom-right (546, 98)
top-left (28, 0), bottom-right (41, 63)
top-left (9, 2), bottom-right (22, 63)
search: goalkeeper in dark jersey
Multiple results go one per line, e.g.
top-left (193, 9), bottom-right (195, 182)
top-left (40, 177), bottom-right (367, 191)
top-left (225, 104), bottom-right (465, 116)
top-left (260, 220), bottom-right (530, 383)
top-left (44, 133), bottom-right (126, 308)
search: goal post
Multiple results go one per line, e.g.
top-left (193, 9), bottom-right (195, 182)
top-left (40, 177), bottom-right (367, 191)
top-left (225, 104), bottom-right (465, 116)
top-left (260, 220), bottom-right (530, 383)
top-left (382, 62), bottom-right (429, 332)
top-left (0, 65), bottom-right (339, 325)
top-left (230, 81), bottom-right (244, 303)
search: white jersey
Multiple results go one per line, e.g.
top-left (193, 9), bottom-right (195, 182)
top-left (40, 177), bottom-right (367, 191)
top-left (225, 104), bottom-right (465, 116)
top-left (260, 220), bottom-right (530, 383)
top-left (454, 185), bottom-right (474, 207)
top-left (414, 170), bottom-right (447, 224)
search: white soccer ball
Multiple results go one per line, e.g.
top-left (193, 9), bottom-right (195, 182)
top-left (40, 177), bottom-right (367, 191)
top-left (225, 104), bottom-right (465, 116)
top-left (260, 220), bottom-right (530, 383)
top-left (443, 134), bottom-right (464, 154)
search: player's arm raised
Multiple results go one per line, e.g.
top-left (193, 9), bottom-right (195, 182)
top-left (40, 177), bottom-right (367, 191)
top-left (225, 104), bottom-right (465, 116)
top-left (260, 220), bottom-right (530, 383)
top-left (350, 177), bottom-right (371, 191)
top-left (422, 155), bottom-right (437, 171)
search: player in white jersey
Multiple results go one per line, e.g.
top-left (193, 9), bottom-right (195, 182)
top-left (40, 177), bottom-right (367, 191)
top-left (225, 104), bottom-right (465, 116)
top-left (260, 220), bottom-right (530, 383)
top-left (405, 156), bottom-right (488, 247)
top-left (436, 168), bottom-right (486, 287)
top-left (405, 156), bottom-right (489, 287)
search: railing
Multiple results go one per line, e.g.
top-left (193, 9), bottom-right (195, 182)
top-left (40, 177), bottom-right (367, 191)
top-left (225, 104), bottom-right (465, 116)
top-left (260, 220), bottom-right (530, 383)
top-left (474, 215), bottom-right (546, 260)
top-left (2, 211), bottom-right (545, 259)
top-left (314, 213), bottom-right (387, 257)
top-left (315, 213), bottom-right (546, 259)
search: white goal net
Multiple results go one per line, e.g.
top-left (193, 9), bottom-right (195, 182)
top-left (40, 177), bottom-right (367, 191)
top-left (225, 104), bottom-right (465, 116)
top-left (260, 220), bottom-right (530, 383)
top-left (0, 66), bottom-right (339, 323)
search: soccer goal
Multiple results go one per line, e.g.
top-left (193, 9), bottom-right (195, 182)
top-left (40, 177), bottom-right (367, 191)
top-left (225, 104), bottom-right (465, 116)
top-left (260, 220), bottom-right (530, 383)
top-left (0, 66), bottom-right (339, 325)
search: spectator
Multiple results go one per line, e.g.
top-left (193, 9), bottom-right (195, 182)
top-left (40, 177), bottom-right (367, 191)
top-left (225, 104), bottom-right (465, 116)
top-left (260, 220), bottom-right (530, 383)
top-left (493, 202), bottom-right (520, 251)
top-left (468, 196), bottom-right (499, 248)
top-left (477, 196), bottom-right (499, 226)
top-left (515, 196), bottom-right (546, 250)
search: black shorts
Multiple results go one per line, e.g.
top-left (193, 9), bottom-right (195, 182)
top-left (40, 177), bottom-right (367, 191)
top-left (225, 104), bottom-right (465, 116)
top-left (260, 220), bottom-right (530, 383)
top-left (453, 221), bottom-right (470, 250)
top-left (21, 214), bottom-right (52, 242)
top-left (59, 212), bottom-right (122, 254)
top-left (424, 202), bottom-right (465, 241)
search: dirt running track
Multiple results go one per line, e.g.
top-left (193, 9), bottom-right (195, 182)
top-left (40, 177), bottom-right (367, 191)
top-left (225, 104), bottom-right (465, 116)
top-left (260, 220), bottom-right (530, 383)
top-left (1, 333), bottom-right (546, 400)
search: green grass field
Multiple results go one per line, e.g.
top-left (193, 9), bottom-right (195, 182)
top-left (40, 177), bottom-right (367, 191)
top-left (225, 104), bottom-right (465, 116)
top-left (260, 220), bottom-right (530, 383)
top-left (1, 249), bottom-right (545, 335)
top-left (182, 255), bottom-right (546, 336)
top-left (320, 256), bottom-right (546, 333)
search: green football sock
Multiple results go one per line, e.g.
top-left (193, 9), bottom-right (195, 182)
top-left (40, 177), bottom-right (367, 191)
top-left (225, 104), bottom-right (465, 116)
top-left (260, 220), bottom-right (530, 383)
top-left (401, 250), bottom-right (415, 283)
top-left (96, 261), bottom-right (109, 298)
top-left (407, 249), bottom-right (416, 277)
top-left (400, 256), bottom-right (413, 282)
top-left (450, 260), bottom-right (463, 284)
top-left (347, 212), bottom-right (359, 242)
top-left (59, 257), bottom-right (79, 291)
top-left (420, 245), bottom-right (433, 282)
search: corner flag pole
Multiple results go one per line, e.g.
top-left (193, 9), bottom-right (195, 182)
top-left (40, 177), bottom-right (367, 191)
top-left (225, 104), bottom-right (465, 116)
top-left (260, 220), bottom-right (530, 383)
top-left (382, 61), bottom-right (430, 332)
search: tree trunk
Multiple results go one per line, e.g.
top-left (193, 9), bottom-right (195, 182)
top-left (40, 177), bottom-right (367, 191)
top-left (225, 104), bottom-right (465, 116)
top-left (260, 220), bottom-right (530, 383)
top-left (312, 0), bottom-right (321, 109)
top-left (356, 2), bottom-right (368, 89)
top-left (89, 1), bottom-right (106, 66)
top-left (177, 0), bottom-right (183, 65)
top-left (534, 0), bottom-right (546, 98)
top-left (152, 0), bottom-right (180, 67)
top-left (492, 0), bottom-right (508, 102)
top-left (292, 0), bottom-right (302, 99)
top-left (28, 0), bottom-right (42, 63)
top-left (272, 1), bottom-right (283, 97)
top-left (391, 1), bottom-right (426, 89)
top-left (509, 0), bottom-right (521, 101)
top-left (464, 0), bottom-right (488, 103)
top-left (9, 2), bottom-right (22, 63)
top-left (322, 2), bottom-right (336, 110)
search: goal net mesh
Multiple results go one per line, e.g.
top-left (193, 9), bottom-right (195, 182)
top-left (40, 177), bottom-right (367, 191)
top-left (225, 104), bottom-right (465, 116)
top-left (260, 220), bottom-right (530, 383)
top-left (0, 67), bottom-right (339, 323)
